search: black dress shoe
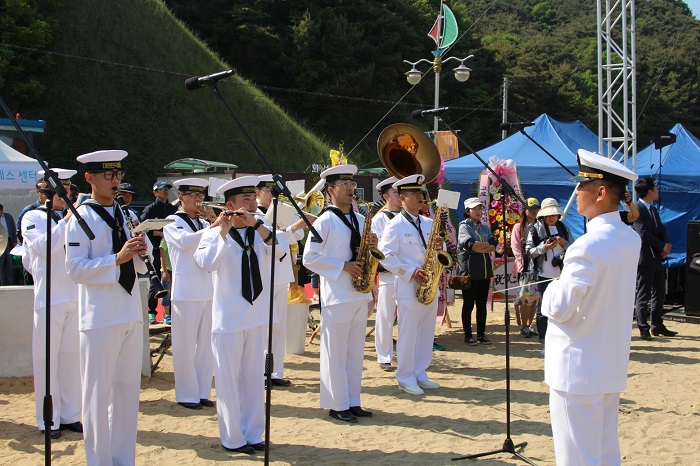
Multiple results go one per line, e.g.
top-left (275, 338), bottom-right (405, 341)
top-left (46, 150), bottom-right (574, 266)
top-left (639, 329), bottom-right (653, 341)
top-left (178, 402), bottom-right (203, 410)
top-left (349, 406), bottom-right (373, 417)
top-left (41, 429), bottom-right (61, 439)
top-left (329, 409), bottom-right (358, 423)
top-left (223, 444), bottom-right (256, 454)
top-left (249, 441), bottom-right (265, 451)
top-left (270, 378), bottom-right (291, 387)
top-left (199, 399), bottom-right (215, 407)
top-left (651, 327), bottom-right (678, 337)
top-left (60, 421), bottom-right (83, 433)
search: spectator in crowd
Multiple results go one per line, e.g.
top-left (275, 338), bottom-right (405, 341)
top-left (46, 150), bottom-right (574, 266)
top-left (140, 181), bottom-right (177, 324)
top-left (632, 177), bottom-right (677, 339)
top-left (458, 197), bottom-right (497, 346)
top-left (525, 198), bottom-right (573, 354)
top-left (511, 197), bottom-right (540, 338)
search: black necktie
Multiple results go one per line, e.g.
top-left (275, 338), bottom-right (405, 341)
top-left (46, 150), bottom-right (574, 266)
top-left (112, 206), bottom-right (136, 294)
top-left (229, 227), bottom-right (263, 304)
top-left (650, 205), bottom-right (659, 234)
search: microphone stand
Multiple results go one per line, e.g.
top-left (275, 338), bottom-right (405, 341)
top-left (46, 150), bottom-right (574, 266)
top-left (438, 117), bottom-right (537, 465)
top-left (0, 97), bottom-right (94, 466)
top-left (199, 82), bottom-right (321, 464)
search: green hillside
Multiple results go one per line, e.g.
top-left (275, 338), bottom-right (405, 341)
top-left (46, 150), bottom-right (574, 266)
top-left (2, 0), bottom-right (329, 197)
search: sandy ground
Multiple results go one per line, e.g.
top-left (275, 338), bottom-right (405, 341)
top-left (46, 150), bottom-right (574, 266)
top-left (1, 300), bottom-right (698, 465)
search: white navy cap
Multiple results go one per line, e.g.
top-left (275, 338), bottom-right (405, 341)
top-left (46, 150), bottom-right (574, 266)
top-left (320, 164), bottom-right (358, 183)
top-left (257, 174), bottom-right (276, 189)
top-left (570, 149), bottom-right (639, 185)
top-left (376, 176), bottom-right (398, 193)
top-left (37, 168), bottom-right (77, 191)
top-left (174, 178), bottom-right (208, 193)
top-left (76, 150), bottom-right (127, 172)
top-left (217, 175), bottom-right (259, 199)
top-left (392, 174), bottom-right (425, 191)
top-left (463, 197), bottom-right (483, 209)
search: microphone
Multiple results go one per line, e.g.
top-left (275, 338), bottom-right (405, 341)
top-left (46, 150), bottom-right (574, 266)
top-left (185, 70), bottom-right (235, 90)
top-left (500, 121), bottom-right (535, 130)
top-left (411, 107), bottom-right (450, 119)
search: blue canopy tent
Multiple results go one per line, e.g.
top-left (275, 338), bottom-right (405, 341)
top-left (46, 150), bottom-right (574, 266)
top-left (635, 124), bottom-right (700, 267)
top-left (444, 114), bottom-right (601, 240)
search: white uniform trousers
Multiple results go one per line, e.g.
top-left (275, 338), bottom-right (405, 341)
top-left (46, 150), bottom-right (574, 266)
top-left (395, 297), bottom-right (438, 388)
top-left (81, 321), bottom-right (143, 466)
top-left (32, 302), bottom-right (81, 430)
top-left (319, 301), bottom-right (368, 411)
top-left (213, 326), bottom-right (265, 450)
top-left (171, 300), bottom-right (214, 403)
top-left (374, 273), bottom-right (396, 364)
top-left (266, 283), bottom-right (289, 379)
top-left (549, 389), bottom-right (621, 466)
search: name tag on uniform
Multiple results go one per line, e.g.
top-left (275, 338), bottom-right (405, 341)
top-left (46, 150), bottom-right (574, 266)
top-left (397, 268), bottom-right (407, 277)
top-left (26, 224), bottom-right (36, 230)
top-left (68, 242), bottom-right (80, 247)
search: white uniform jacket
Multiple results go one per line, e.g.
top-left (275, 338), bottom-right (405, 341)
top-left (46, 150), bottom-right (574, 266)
top-left (22, 209), bottom-right (78, 309)
top-left (302, 210), bottom-right (373, 306)
top-left (372, 210), bottom-right (399, 286)
top-left (256, 209), bottom-right (303, 285)
top-left (194, 226), bottom-right (287, 333)
top-left (65, 204), bottom-right (149, 331)
top-left (542, 211), bottom-right (641, 395)
top-left (379, 212), bottom-right (433, 298)
top-left (163, 213), bottom-right (213, 301)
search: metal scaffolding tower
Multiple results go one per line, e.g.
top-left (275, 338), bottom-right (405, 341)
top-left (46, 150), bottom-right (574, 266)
top-left (597, 0), bottom-right (637, 170)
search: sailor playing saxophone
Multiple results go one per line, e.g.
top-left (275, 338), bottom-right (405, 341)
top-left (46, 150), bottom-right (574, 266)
top-left (302, 164), bottom-right (376, 423)
top-left (378, 175), bottom-right (442, 395)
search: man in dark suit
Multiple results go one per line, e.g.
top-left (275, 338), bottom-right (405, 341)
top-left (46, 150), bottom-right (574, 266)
top-left (0, 204), bottom-right (18, 285)
top-left (633, 177), bottom-right (677, 340)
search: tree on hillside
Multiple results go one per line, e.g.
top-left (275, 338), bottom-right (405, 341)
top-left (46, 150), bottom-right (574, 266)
top-left (0, 0), bottom-right (56, 104)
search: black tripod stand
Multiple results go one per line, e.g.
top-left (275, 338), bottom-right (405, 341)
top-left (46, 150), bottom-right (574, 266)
top-left (436, 118), bottom-right (537, 465)
top-left (0, 97), bottom-right (94, 466)
top-left (189, 72), bottom-right (321, 465)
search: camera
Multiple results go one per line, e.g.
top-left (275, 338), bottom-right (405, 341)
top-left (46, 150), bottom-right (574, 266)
top-left (551, 254), bottom-right (564, 269)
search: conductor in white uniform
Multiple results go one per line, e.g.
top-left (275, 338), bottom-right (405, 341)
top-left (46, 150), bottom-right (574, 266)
top-left (542, 149), bottom-right (640, 466)
top-left (65, 150), bottom-right (149, 466)
top-left (194, 176), bottom-right (287, 455)
top-left (164, 178), bottom-right (218, 410)
top-left (302, 164), bottom-right (376, 423)
top-left (23, 169), bottom-right (82, 439)
top-left (378, 175), bottom-right (442, 395)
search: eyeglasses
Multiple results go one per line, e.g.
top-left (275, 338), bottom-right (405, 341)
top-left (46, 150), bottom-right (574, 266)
top-left (186, 192), bottom-right (205, 199)
top-left (332, 181), bottom-right (357, 189)
top-left (101, 171), bottom-right (125, 181)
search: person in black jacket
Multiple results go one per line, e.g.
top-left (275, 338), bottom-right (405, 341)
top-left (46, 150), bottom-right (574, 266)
top-left (140, 181), bottom-right (177, 323)
top-left (458, 197), bottom-right (498, 346)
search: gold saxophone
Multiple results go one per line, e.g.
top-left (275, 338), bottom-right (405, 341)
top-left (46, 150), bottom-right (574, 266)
top-left (352, 197), bottom-right (385, 293)
top-left (416, 206), bottom-right (454, 304)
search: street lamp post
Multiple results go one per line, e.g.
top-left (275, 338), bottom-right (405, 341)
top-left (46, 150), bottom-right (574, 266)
top-left (404, 55), bottom-right (473, 137)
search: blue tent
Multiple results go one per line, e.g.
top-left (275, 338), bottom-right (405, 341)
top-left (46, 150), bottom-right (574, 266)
top-left (635, 123), bottom-right (700, 266)
top-left (444, 114), bottom-right (599, 240)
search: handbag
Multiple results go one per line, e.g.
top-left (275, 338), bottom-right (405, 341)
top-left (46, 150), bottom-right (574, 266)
top-left (448, 258), bottom-right (471, 290)
top-left (448, 274), bottom-right (471, 290)
top-left (517, 269), bottom-right (540, 306)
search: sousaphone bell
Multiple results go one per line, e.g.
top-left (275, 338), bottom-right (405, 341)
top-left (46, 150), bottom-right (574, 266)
top-left (377, 123), bottom-right (441, 183)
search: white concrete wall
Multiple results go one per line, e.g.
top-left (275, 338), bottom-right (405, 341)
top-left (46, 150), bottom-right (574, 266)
top-left (0, 280), bottom-right (152, 378)
top-left (0, 285), bottom-right (35, 377)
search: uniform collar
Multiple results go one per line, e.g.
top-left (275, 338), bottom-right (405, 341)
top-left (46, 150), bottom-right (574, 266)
top-left (586, 210), bottom-right (621, 230)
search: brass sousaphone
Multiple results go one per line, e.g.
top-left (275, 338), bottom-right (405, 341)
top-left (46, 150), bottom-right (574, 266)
top-left (377, 123), bottom-right (442, 183)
